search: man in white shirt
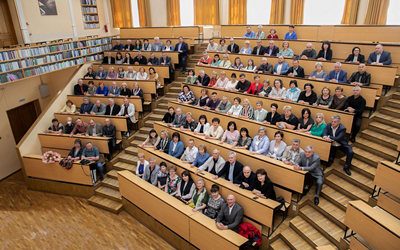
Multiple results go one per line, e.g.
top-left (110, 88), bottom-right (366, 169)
top-left (253, 101), bottom-right (268, 122)
top-left (206, 38), bottom-right (218, 52)
top-left (197, 149), bottom-right (226, 175)
top-left (180, 139), bottom-right (198, 164)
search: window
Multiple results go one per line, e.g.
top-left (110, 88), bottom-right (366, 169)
top-left (303, 0), bottom-right (345, 25)
top-left (246, 0), bottom-right (271, 25)
top-left (387, 0), bottom-right (400, 24)
top-left (180, 0), bottom-right (194, 26)
top-left (130, 0), bottom-right (140, 27)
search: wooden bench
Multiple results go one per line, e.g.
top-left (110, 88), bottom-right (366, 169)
top-left (228, 38), bottom-right (400, 71)
top-left (54, 113), bottom-right (128, 132)
top-left (344, 200), bottom-right (400, 250)
top-left (373, 161), bottom-right (400, 198)
top-left (112, 37), bottom-right (196, 47)
top-left (67, 95), bottom-right (143, 113)
top-left (38, 133), bottom-right (110, 154)
top-left (195, 65), bottom-right (378, 107)
top-left (105, 50), bottom-right (179, 65)
top-left (92, 64), bottom-right (170, 80)
top-left (139, 147), bottom-right (280, 232)
top-left (220, 25), bottom-right (400, 43)
top-left (118, 170), bottom-right (248, 249)
top-left (186, 83), bottom-right (355, 133)
top-left (120, 26), bottom-right (201, 39)
top-left (168, 101), bottom-right (331, 161)
top-left (81, 79), bottom-right (157, 102)
top-left (22, 155), bottom-right (93, 185)
top-left (154, 121), bottom-right (307, 194)
top-left (206, 52), bottom-right (397, 87)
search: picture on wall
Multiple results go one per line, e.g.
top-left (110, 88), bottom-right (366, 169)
top-left (38, 0), bottom-right (58, 16)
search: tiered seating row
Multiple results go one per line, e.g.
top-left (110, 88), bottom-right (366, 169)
top-left (104, 51), bottom-right (179, 65)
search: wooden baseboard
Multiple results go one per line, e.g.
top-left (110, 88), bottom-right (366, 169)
top-left (122, 198), bottom-right (197, 250)
top-left (27, 177), bottom-right (94, 198)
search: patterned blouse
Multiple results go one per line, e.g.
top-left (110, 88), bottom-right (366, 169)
top-left (178, 91), bottom-right (196, 104)
top-left (166, 175), bottom-right (181, 195)
top-left (237, 136), bottom-right (252, 149)
top-left (204, 196), bottom-right (225, 219)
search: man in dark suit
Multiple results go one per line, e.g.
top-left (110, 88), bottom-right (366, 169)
top-left (217, 152), bottom-right (243, 182)
top-left (294, 146), bottom-right (324, 205)
top-left (227, 37), bottom-right (239, 54)
top-left (251, 40), bottom-right (266, 56)
top-left (160, 52), bottom-right (173, 74)
top-left (265, 40), bottom-right (279, 56)
top-left (325, 62), bottom-right (347, 83)
top-left (285, 59), bottom-right (305, 78)
top-left (124, 40), bottom-right (135, 51)
top-left (73, 79), bottom-right (88, 95)
top-left (95, 66), bottom-right (107, 79)
top-left (174, 36), bottom-right (189, 72)
top-left (257, 57), bottom-right (273, 74)
top-left (343, 86), bottom-right (366, 143)
top-left (80, 97), bottom-right (93, 114)
top-left (235, 166), bottom-right (256, 190)
top-left (112, 42), bottom-right (124, 51)
top-left (195, 70), bottom-right (210, 86)
top-left (102, 118), bottom-right (116, 158)
top-left (323, 115), bottom-right (353, 176)
top-left (133, 51), bottom-right (147, 65)
top-left (102, 52), bottom-right (116, 64)
top-left (216, 194), bottom-right (244, 231)
top-left (348, 63), bottom-right (371, 86)
top-left (104, 98), bottom-right (121, 116)
top-left (367, 44), bottom-right (392, 65)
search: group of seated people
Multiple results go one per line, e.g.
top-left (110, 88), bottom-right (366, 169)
top-left (112, 36), bottom-right (187, 53)
top-left (198, 52), bottom-right (374, 86)
top-left (102, 51), bottom-right (173, 69)
top-left (177, 80), bottom-right (365, 142)
top-left (242, 25), bottom-right (298, 40)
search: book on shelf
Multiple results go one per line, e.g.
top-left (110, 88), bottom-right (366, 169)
top-left (0, 50), bottom-right (18, 61)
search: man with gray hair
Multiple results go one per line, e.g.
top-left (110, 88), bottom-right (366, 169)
top-left (90, 100), bottom-right (106, 115)
top-left (227, 37), bottom-right (239, 54)
top-left (195, 69), bottom-right (210, 86)
top-left (343, 86), bottom-right (366, 142)
top-left (151, 37), bottom-right (163, 51)
top-left (197, 149), bottom-right (226, 176)
top-left (143, 157), bottom-right (160, 186)
top-left (282, 139), bottom-right (304, 165)
top-left (300, 43), bottom-right (317, 59)
top-left (217, 151), bottom-right (244, 182)
top-left (294, 146), bottom-right (323, 206)
top-left (368, 44), bottom-right (392, 65)
top-left (325, 62), bottom-right (347, 83)
top-left (79, 97), bottom-right (93, 114)
top-left (323, 115), bottom-right (353, 176)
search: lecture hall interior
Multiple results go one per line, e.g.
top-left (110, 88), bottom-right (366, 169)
top-left (0, 0), bottom-right (399, 249)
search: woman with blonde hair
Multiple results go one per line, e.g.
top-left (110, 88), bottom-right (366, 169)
top-left (307, 113), bottom-right (327, 137)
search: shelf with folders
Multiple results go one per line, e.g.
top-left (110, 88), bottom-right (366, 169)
top-left (0, 36), bottom-right (113, 84)
top-left (81, 0), bottom-right (99, 30)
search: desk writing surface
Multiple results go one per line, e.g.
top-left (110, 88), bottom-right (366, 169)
top-left (105, 51), bottom-right (179, 64)
top-left (54, 113), bottom-right (128, 132)
top-left (374, 161), bottom-right (400, 198)
top-left (169, 101), bottom-right (330, 161)
top-left (67, 95), bottom-right (143, 112)
top-left (377, 193), bottom-right (400, 219)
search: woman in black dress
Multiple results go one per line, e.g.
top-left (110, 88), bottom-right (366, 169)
top-left (252, 169), bottom-right (276, 200)
top-left (162, 107), bottom-right (175, 124)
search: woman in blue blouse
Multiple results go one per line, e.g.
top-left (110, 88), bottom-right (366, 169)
top-left (168, 132), bottom-right (185, 158)
top-left (95, 82), bottom-right (109, 96)
top-left (191, 144), bottom-right (210, 168)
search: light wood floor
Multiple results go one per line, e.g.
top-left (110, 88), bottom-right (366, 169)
top-left (0, 171), bottom-right (174, 250)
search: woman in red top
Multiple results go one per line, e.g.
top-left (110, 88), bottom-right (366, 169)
top-left (208, 71), bottom-right (218, 87)
top-left (198, 51), bottom-right (213, 65)
top-left (245, 75), bottom-right (263, 95)
top-left (267, 29), bottom-right (279, 40)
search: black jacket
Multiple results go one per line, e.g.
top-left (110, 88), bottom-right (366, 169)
top-left (227, 43), bottom-right (240, 54)
top-left (218, 161), bottom-right (244, 182)
top-left (196, 74), bottom-right (210, 86)
top-left (345, 54), bottom-right (365, 63)
top-left (252, 46), bottom-right (266, 56)
top-left (316, 49), bottom-right (333, 60)
top-left (102, 56), bottom-right (115, 64)
top-left (285, 66), bottom-right (305, 78)
top-left (73, 83), bottom-right (88, 95)
top-left (105, 104), bottom-right (121, 116)
top-left (323, 123), bottom-right (350, 146)
top-left (236, 171), bottom-right (257, 190)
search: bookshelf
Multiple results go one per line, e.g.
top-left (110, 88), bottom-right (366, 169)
top-left (81, 0), bottom-right (100, 29)
top-left (0, 36), bottom-right (113, 84)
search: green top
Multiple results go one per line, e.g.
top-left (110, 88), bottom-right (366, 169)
top-left (185, 75), bottom-right (197, 85)
top-left (310, 123), bottom-right (327, 137)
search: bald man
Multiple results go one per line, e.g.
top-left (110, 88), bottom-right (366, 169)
top-left (235, 166), bottom-right (257, 190)
top-left (367, 44), bottom-right (392, 65)
top-left (216, 194), bottom-right (244, 231)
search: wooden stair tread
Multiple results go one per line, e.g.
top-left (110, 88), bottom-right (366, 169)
top-left (125, 146), bottom-right (138, 154)
top-left (381, 106), bottom-right (400, 114)
top-left (148, 114), bottom-right (164, 119)
top-left (388, 99), bottom-right (400, 104)
top-left (317, 198), bottom-right (346, 224)
top-left (88, 195), bottom-right (122, 213)
top-left (290, 216), bottom-right (335, 248)
top-left (95, 186), bottom-right (121, 200)
top-left (130, 140), bottom-right (142, 146)
top-left (321, 186), bottom-right (351, 209)
top-left (281, 227), bottom-right (314, 250)
top-left (361, 129), bottom-right (398, 148)
top-left (342, 156), bottom-right (376, 177)
top-left (102, 176), bottom-right (119, 189)
top-left (352, 146), bottom-right (385, 166)
top-left (355, 137), bottom-right (397, 159)
top-left (369, 121), bottom-right (400, 137)
top-left (374, 113), bottom-right (400, 127)
top-left (269, 237), bottom-right (291, 250)
top-left (325, 173), bottom-right (370, 202)
top-left (143, 101), bottom-right (152, 105)
top-left (153, 108), bottom-right (168, 113)
top-left (333, 167), bottom-right (374, 192)
top-left (300, 205), bottom-right (344, 244)
top-left (113, 161), bottom-right (135, 172)
top-left (107, 169), bottom-right (119, 179)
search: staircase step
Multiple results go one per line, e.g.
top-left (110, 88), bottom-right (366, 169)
top-left (361, 129), bottom-right (398, 149)
top-left (153, 108), bottom-right (168, 115)
top-left (125, 146), bottom-right (138, 156)
top-left (130, 140), bottom-right (142, 147)
top-left (311, 197), bottom-right (346, 229)
top-left (159, 97), bottom-right (176, 104)
top-left (140, 126), bottom-right (154, 133)
top-left (94, 186), bottom-right (121, 202)
top-left (144, 120), bottom-right (155, 127)
top-left (134, 133), bottom-right (148, 141)
top-left (299, 204), bottom-right (344, 247)
top-left (269, 237), bottom-right (291, 250)
top-left (368, 121), bottom-right (400, 140)
top-left (387, 98), bottom-right (400, 109)
top-left (169, 86), bottom-right (182, 93)
top-left (280, 227), bottom-right (314, 250)
top-left (117, 153), bottom-right (138, 165)
top-left (148, 113), bottom-right (164, 121)
top-left (355, 137), bottom-right (397, 161)
top-left (113, 161), bottom-right (135, 172)
top-left (290, 216), bottom-right (335, 248)
top-left (158, 102), bottom-right (169, 109)
top-left (325, 173), bottom-right (370, 202)
top-left (101, 176), bottom-right (119, 189)
top-left (352, 146), bottom-right (385, 167)
top-left (321, 185), bottom-right (351, 210)
top-left (88, 195), bottom-right (123, 213)
top-left (332, 166), bottom-right (374, 194)
top-left (380, 106), bottom-right (400, 118)
top-left (107, 169), bottom-right (119, 179)
top-left (373, 113), bottom-right (400, 129)
top-left (341, 156), bottom-right (376, 179)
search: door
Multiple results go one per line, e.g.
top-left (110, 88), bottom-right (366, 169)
top-left (7, 100), bottom-right (41, 144)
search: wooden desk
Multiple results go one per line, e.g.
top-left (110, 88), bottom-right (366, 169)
top-left (377, 193), bottom-right (400, 219)
top-left (140, 147), bottom-right (280, 229)
top-left (22, 155), bottom-right (92, 185)
top-left (186, 83), bottom-right (355, 133)
top-left (38, 133), bottom-right (110, 154)
top-left (348, 236), bottom-right (369, 250)
top-left (92, 64), bottom-right (170, 80)
top-left (207, 52), bottom-right (397, 86)
top-left (81, 79), bottom-right (157, 102)
top-left (67, 95), bottom-right (143, 113)
top-left (196, 65), bottom-right (377, 107)
top-left (54, 113), bottom-right (128, 132)
top-left (154, 122), bottom-right (307, 194)
top-left (344, 200), bottom-right (400, 250)
top-left (112, 38), bottom-right (196, 46)
top-left (169, 101), bottom-right (331, 161)
top-left (104, 51), bottom-right (179, 65)
top-left (119, 26), bottom-right (201, 39)
top-left (374, 161), bottom-right (400, 198)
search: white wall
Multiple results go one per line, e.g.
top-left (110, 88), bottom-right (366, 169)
top-left (149, 0), bottom-right (167, 26)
